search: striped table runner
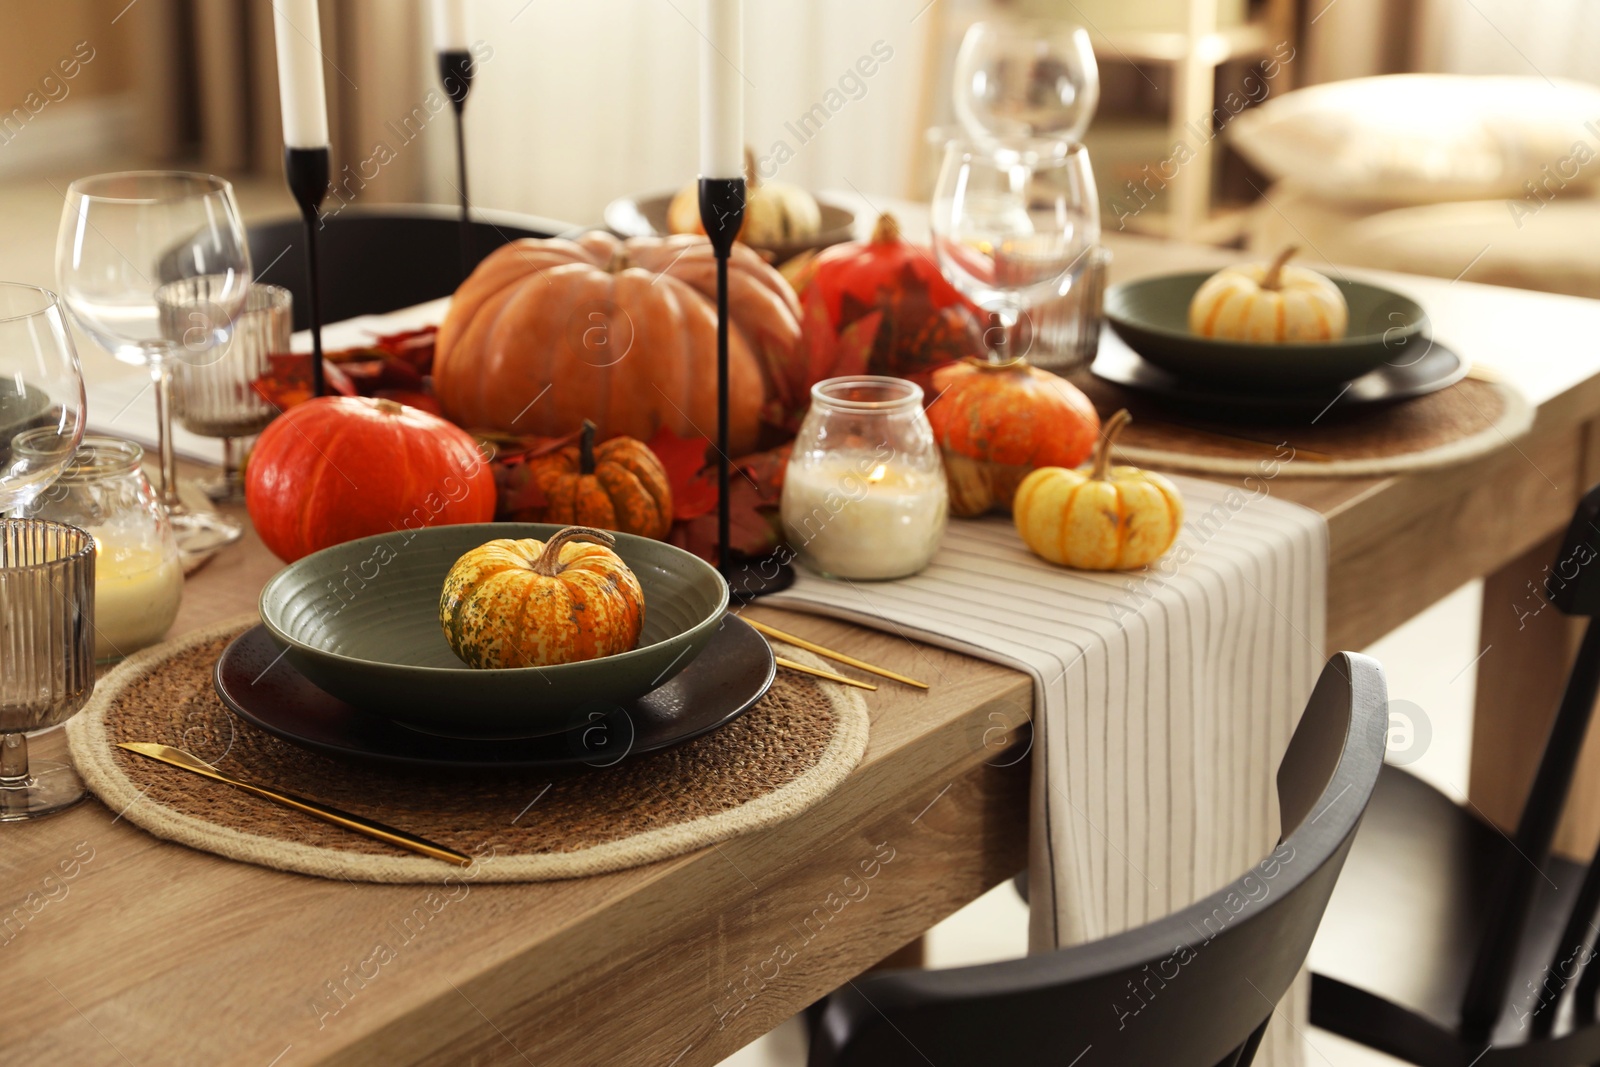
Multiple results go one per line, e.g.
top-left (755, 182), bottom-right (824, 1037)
top-left (766, 472), bottom-right (1327, 1065)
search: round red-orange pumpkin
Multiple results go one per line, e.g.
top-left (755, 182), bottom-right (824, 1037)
top-left (925, 358), bottom-right (1101, 517)
top-left (524, 421), bottom-right (673, 540)
top-left (434, 231), bottom-right (800, 455)
top-left (245, 396), bottom-right (496, 562)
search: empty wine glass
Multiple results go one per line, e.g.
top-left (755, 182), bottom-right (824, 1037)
top-left (954, 19), bottom-right (1100, 143)
top-left (0, 284), bottom-right (87, 513)
top-left (56, 171), bottom-right (252, 557)
top-left (931, 138), bottom-right (1101, 363)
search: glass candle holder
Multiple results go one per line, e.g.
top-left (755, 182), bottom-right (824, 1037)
top-left (16, 433), bottom-right (182, 662)
top-left (780, 376), bottom-right (948, 580)
top-left (170, 282), bottom-right (289, 503)
top-left (0, 519), bottom-right (95, 821)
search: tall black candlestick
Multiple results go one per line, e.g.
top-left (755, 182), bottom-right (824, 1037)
top-left (698, 177), bottom-right (745, 580)
top-left (284, 145), bottom-right (330, 398)
top-left (439, 49), bottom-right (474, 279)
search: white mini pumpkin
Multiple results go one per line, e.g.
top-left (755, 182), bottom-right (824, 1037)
top-left (1188, 246), bottom-right (1349, 343)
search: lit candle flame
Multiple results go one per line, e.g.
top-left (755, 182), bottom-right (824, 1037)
top-left (868, 464), bottom-right (887, 484)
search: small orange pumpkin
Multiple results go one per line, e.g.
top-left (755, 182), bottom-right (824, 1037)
top-left (925, 358), bottom-right (1101, 517)
top-left (526, 420), bottom-right (673, 540)
top-left (439, 526), bottom-right (645, 669)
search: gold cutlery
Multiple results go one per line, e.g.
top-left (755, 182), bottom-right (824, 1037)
top-left (745, 618), bottom-right (928, 689)
top-left (773, 656), bottom-right (878, 691)
top-left (116, 743), bottom-right (472, 866)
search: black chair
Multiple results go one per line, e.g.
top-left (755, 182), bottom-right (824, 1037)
top-left (1312, 482), bottom-right (1600, 1065)
top-left (809, 652), bottom-right (1389, 1067)
top-left (246, 204), bottom-right (578, 331)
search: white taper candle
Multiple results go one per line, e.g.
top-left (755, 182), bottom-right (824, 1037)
top-left (431, 0), bottom-right (470, 51)
top-left (271, 0), bottom-right (330, 148)
top-left (698, 0), bottom-right (743, 178)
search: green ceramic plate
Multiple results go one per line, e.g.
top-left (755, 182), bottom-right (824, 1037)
top-left (1104, 272), bottom-right (1427, 390)
top-left (258, 523), bottom-right (729, 739)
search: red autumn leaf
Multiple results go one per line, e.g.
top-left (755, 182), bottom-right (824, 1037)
top-left (646, 425), bottom-right (719, 521)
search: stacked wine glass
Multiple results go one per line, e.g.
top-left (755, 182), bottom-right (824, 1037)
top-left (935, 20), bottom-right (1108, 373)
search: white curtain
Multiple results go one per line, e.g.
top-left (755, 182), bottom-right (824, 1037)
top-left (450, 0), bottom-right (937, 226)
top-left (1416, 0), bottom-right (1600, 81)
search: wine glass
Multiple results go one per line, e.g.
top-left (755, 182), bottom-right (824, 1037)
top-left (0, 283), bottom-right (93, 821)
top-left (0, 284), bottom-right (87, 513)
top-left (930, 138), bottom-right (1101, 363)
top-left (56, 171), bottom-right (253, 557)
top-left (953, 19), bottom-right (1100, 143)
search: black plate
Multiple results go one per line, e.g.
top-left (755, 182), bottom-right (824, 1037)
top-left (1090, 329), bottom-right (1467, 421)
top-left (213, 617), bottom-right (776, 770)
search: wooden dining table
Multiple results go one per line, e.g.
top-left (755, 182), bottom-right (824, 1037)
top-left (7, 227), bottom-right (1600, 1066)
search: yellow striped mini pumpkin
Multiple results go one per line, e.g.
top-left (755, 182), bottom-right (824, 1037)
top-left (1012, 410), bottom-right (1183, 571)
top-left (1188, 245), bottom-right (1348, 343)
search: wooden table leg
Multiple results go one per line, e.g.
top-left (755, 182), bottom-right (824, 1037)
top-left (1471, 533), bottom-right (1600, 861)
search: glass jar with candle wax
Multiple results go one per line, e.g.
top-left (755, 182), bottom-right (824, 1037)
top-left (15, 434), bottom-right (182, 662)
top-left (781, 376), bottom-right (948, 580)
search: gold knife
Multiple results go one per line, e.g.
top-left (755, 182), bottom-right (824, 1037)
top-left (745, 618), bottom-right (929, 689)
top-left (773, 656), bottom-right (878, 691)
top-left (116, 743), bottom-right (472, 866)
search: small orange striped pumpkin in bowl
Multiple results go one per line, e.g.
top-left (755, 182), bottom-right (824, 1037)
top-left (1012, 410), bottom-right (1183, 571)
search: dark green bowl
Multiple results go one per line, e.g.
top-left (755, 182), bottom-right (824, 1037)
top-left (1104, 272), bottom-right (1427, 390)
top-left (258, 523), bottom-right (729, 739)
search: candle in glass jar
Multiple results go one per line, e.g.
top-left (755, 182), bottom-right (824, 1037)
top-left (781, 453), bottom-right (948, 580)
top-left (92, 542), bottom-right (182, 661)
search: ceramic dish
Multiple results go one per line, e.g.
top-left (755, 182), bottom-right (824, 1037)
top-left (258, 523), bottom-right (729, 739)
top-left (1091, 329), bottom-right (1466, 421)
top-left (215, 620), bottom-right (774, 767)
top-left (1104, 272), bottom-right (1427, 390)
top-left (603, 192), bottom-right (856, 262)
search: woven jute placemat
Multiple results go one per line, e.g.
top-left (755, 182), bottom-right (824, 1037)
top-left (1067, 371), bottom-right (1532, 478)
top-left (67, 617), bottom-right (870, 883)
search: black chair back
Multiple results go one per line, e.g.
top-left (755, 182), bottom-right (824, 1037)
top-left (1460, 482), bottom-right (1600, 1035)
top-left (809, 652), bottom-right (1389, 1067)
top-left (246, 205), bottom-right (576, 331)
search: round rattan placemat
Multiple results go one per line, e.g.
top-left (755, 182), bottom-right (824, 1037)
top-left (1067, 371), bottom-right (1532, 477)
top-left (67, 616), bottom-right (870, 883)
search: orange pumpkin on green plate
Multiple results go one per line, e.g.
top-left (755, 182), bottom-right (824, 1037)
top-left (439, 526), bottom-right (645, 669)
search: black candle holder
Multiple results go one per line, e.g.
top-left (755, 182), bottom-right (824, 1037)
top-left (697, 177), bottom-right (795, 600)
top-left (284, 145), bottom-right (330, 398)
top-left (438, 49), bottom-right (474, 279)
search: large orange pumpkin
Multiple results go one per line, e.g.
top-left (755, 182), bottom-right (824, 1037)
top-left (522, 420), bottom-right (673, 540)
top-left (245, 396), bottom-right (496, 562)
top-left (925, 358), bottom-right (1101, 517)
top-left (434, 231), bottom-right (800, 455)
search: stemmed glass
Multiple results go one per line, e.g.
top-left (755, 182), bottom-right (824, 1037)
top-left (930, 138), bottom-right (1101, 363)
top-left (0, 283), bottom-right (94, 820)
top-left (953, 20), bottom-right (1100, 143)
top-left (56, 171), bottom-right (253, 557)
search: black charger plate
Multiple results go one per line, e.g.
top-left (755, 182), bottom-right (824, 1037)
top-left (213, 617), bottom-right (775, 770)
top-left (1090, 329), bottom-right (1467, 421)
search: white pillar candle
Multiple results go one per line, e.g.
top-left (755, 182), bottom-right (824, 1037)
top-left (781, 454), bottom-right (949, 580)
top-left (698, 0), bottom-right (744, 178)
top-left (272, 0), bottom-right (331, 148)
top-left (92, 543), bottom-right (183, 661)
top-left (431, 0), bottom-right (470, 51)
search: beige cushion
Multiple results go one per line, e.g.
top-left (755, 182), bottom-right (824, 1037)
top-left (1229, 75), bottom-right (1600, 205)
top-left (1245, 183), bottom-right (1600, 299)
